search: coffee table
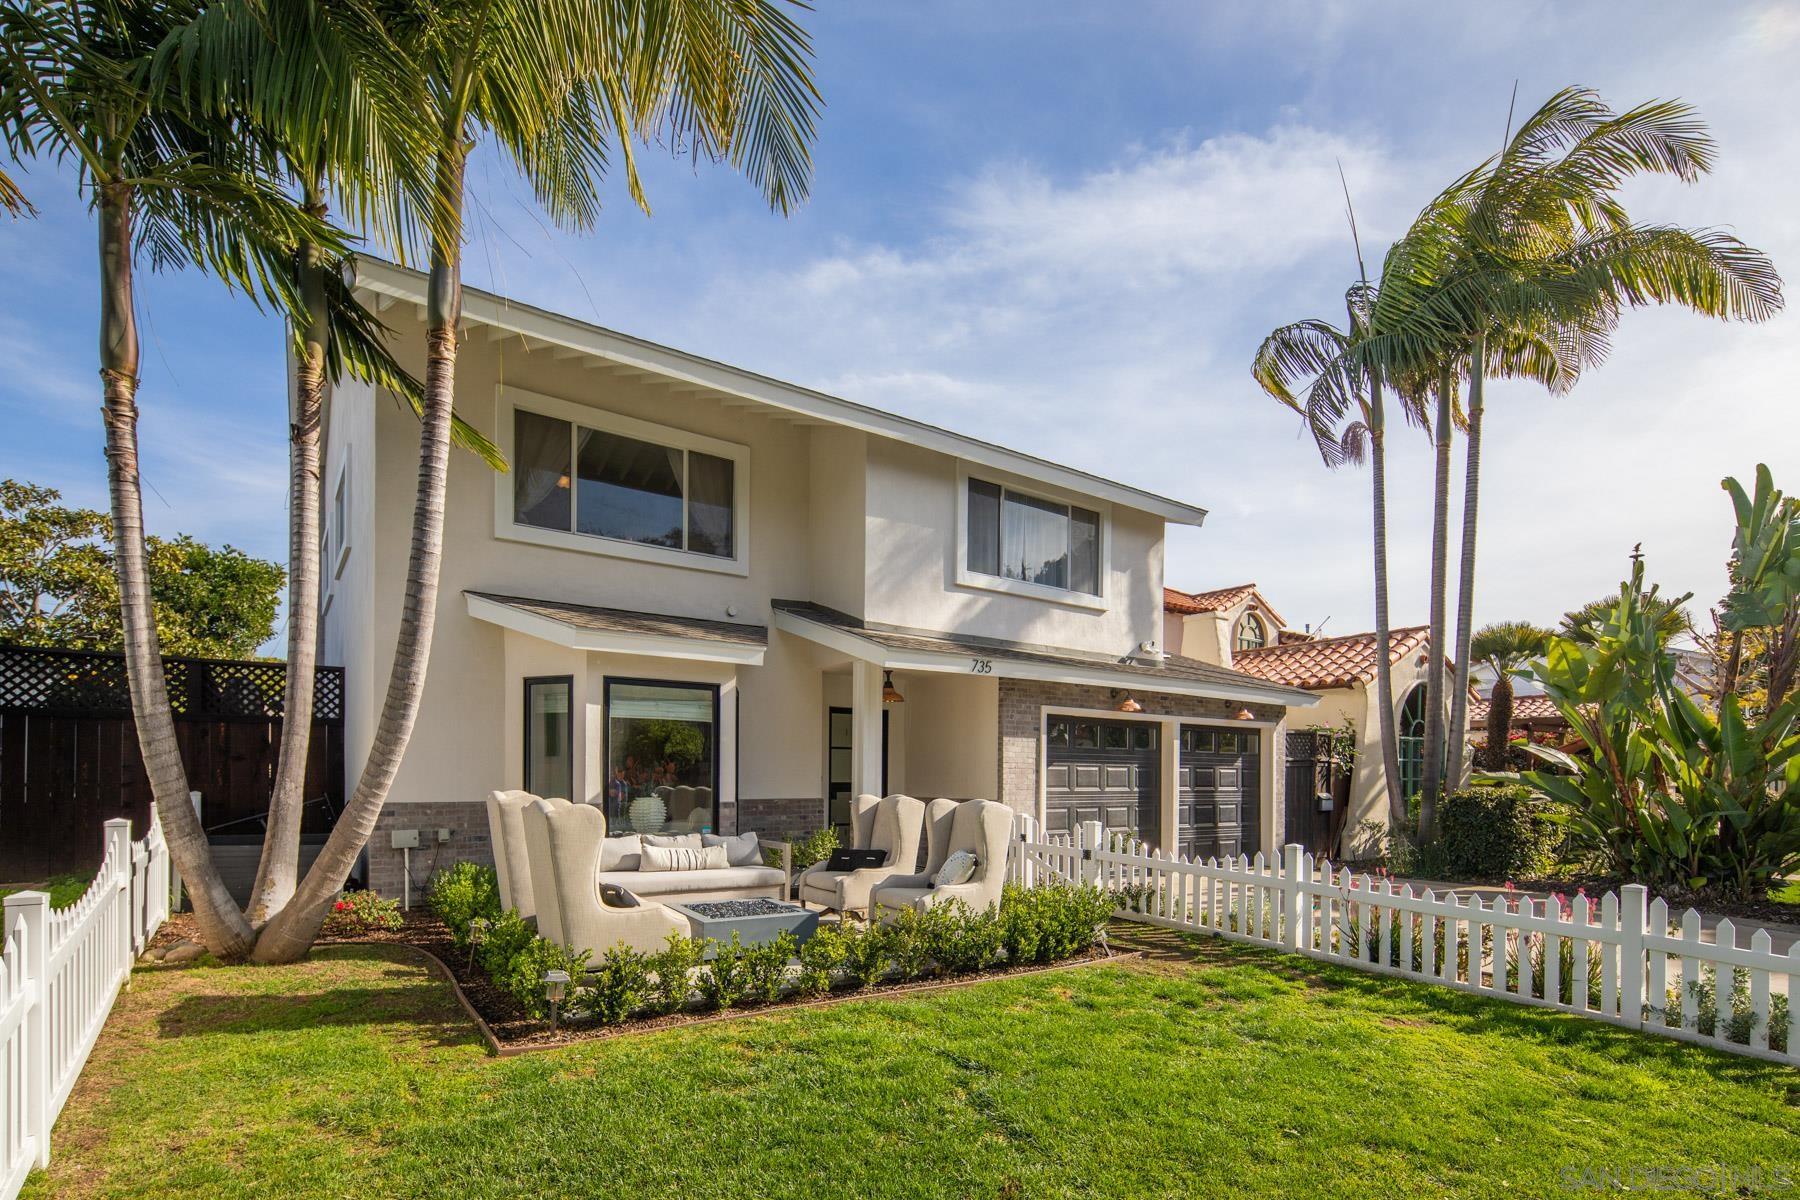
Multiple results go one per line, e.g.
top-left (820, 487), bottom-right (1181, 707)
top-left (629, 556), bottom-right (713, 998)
top-left (666, 898), bottom-right (819, 952)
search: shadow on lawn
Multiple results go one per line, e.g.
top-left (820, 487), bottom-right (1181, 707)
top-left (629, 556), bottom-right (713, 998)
top-left (1128, 927), bottom-right (1798, 1090)
top-left (153, 946), bottom-right (480, 1049)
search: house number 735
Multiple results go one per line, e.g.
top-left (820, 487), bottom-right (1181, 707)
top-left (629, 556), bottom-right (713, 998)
top-left (969, 658), bottom-right (993, 674)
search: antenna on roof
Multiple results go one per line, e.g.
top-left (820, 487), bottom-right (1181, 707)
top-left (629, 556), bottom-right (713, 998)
top-left (1313, 616), bottom-right (1332, 638)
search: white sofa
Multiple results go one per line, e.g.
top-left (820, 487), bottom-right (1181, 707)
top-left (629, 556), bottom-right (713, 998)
top-left (873, 798), bottom-right (1013, 918)
top-left (595, 828), bottom-right (791, 904)
top-left (796, 794), bottom-right (925, 918)
top-left (484, 789), bottom-right (570, 919)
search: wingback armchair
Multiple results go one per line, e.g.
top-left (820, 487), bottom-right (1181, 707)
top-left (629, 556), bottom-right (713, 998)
top-left (872, 798), bottom-right (1013, 918)
top-left (519, 799), bottom-right (689, 957)
top-left (484, 790), bottom-right (570, 919)
top-left (796, 793), bottom-right (925, 918)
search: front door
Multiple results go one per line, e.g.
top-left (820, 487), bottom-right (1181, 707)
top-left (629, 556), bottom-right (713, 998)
top-left (1044, 715), bottom-right (1160, 845)
top-left (826, 707), bottom-right (888, 840)
top-left (1177, 723), bottom-right (1260, 860)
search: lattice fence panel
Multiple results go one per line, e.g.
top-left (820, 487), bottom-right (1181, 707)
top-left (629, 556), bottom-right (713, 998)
top-left (0, 645), bottom-right (342, 721)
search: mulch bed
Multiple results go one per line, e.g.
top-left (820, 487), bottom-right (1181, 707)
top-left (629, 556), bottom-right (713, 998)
top-left (142, 910), bottom-right (1136, 1053)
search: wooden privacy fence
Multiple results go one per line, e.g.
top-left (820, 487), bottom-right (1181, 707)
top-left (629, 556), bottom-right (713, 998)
top-left (2, 808), bottom-right (171, 1200)
top-left (0, 644), bottom-right (344, 880)
top-left (1008, 816), bottom-right (1799, 1067)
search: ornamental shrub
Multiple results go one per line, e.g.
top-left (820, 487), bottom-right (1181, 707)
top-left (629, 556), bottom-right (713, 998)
top-left (644, 932), bottom-right (706, 1015)
top-left (999, 882), bottom-right (1114, 963)
top-left (321, 890), bottom-right (403, 936)
top-left (794, 924), bottom-right (849, 997)
top-left (473, 910), bottom-right (590, 1017)
top-left (1437, 785), bottom-right (1561, 882)
top-left (778, 827), bottom-right (840, 873)
top-left (583, 945), bottom-right (652, 1025)
top-left (426, 861), bottom-right (501, 947)
top-left (921, 900), bottom-right (1004, 975)
top-left (883, 908), bottom-right (935, 981)
top-left (697, 933), bottom-right (751, 1010)
top-left (738, 933), bottom-right (796, 1006)
top-left (839, 920), bottom-right (893, 989)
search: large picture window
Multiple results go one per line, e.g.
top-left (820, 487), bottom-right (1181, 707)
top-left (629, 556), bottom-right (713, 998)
top-left (966, 477), bottom-right (1100, 595)
top-left (523, 676), bottom-right (573, 800)
top-left (604, 679), bottom-right (719, 834)
top-left (512, 406), bottom-right (737, 559)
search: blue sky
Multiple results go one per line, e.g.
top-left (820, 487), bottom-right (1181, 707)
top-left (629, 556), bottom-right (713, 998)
top-left (4, 1), bottom-right (1797, 652)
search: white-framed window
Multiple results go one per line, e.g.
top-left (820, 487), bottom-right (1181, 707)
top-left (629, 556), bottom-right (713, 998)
top-left (328, 465), bottom-right (350, 578)
top-left (955, 465), bottom-right (1107, 609)
top-left (1235, 612), bottom-right (1266, 653)
top-left (495, 386), bottom-right (750, 575)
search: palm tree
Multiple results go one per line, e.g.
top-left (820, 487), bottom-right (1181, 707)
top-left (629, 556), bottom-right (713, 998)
top-left (1364, 88), bottom-right (1782, 827)
top-left (1562, 592), bottom-right (1688, 646)
top-left (1253, 270), bottom-right (1424, 829)
top-left (151, 0), bottom-right (503, 926)
top-left (0, 0), bottom-right (345, 956)
top-left (250, 0), bottom-right (821, 963)
top-left (1468, 621), bottom-right (1551, 769)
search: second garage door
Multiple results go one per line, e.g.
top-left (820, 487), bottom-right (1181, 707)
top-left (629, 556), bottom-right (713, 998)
top-left (1177, 724), bottom-right (1260, 860)
top-left (1044, 715), bottom-right (1160, 845)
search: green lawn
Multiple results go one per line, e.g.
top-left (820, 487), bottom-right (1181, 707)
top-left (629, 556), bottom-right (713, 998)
top-left (0, 873), bottom-right (92, 910)
top-left (25, 935), bottom-right (1800, 1200)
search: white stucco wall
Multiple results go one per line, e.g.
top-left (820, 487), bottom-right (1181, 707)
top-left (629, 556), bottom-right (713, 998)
top-left (861, 439), bottom-right (1164, 656)
top-left (317, 375), bottom-right (378, 795)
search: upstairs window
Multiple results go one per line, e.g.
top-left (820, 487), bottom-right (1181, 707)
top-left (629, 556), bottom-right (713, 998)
top-left (966, 478), bottom-right (1100, 596)
top-left (512, 407), bottom-right (736, 559)
top-left (1235, 612), bottom-right (1267, 653)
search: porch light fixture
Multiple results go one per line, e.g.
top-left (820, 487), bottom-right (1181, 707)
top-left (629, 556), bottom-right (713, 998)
top-left (543, 969), bottom-right (571, 1032)
top-left (1234, 708), bottom-right (1256, 721)
top-left (1113, 691), bottom-right (1143, 713)
top-left (882, 670), bottom-right (905, 704)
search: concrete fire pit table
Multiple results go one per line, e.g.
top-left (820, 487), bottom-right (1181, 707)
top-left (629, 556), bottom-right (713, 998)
top-left (666, 898), bottom-right (820, 953)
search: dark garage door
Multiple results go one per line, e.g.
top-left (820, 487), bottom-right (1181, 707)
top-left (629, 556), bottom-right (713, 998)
top-left (1177, 724), bottom-right (1260, 861)
top-left (1044, 715), bottom-right (1159, 845)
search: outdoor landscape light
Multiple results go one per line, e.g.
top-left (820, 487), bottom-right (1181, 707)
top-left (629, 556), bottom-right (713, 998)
top-left (466, 917), bottom-right (491, 970)
top-left (543, 969), bottom-right (571, 1032)
top-left (882, 669), bottom-right (905, 704)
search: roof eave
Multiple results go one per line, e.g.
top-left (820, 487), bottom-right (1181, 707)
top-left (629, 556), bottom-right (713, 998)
top-left (350, 257), bottom-right (1208, 527)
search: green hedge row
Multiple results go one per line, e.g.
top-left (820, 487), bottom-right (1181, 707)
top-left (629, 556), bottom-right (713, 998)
top-left (426, 862), bottom-right (1116, 1027)
top-left (1436, 785), bottom-right (1562, 882)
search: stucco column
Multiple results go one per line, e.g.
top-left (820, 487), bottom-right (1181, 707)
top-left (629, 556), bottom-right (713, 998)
top-left (850, 659), bottom-right (885, 798)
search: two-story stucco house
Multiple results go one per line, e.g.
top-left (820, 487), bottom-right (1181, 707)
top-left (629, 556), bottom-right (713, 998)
top-left (318, 259), bottom-right (1316, 895)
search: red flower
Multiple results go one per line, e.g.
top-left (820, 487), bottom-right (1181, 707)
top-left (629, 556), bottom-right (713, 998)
top-left (333, 900), bottom-right (352, 912)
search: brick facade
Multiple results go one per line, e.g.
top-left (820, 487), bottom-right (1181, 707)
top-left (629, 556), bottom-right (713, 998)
top-left (365, 799), bottom-right (493, 900)
top-left (736, 796), bottom-right (824, 841)
top-left (996, 679), bottom-right (1288, 848)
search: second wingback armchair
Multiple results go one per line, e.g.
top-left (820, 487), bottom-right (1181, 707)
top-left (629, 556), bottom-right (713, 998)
top-left (796, 793), bottom-right (925, 919)
top-left (485, 789), bottom-right (570, 919)
top-left (872, 798), bottom-right (1013, 918)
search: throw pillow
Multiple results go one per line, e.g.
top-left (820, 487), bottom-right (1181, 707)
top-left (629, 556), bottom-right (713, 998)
top-left (933, 849), bottom-right (978, 887)
top-left (641, 843), bottom-right (729, 872)
top-left (598, 834), bottom-right (644, 872)
top-left (703, 831), bottom-right (761, 867)
top-left (600, 883), bottom-right (642, 908)
top-left (643, 833), bottom-right (703, 851)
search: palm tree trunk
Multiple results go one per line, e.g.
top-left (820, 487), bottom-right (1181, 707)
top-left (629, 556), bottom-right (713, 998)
top-left (1419, 368), bottom-right (1454, 842)
top-left (251, 146), bottom-right (467, 964)
top-left (98, 180), bottom-right (255, 956)
top-left (1446, 335), bottom-right (1485, 791)
top-left (245, 186), bottom-right (330, 926)
top-left (1368, 386), bottom-right (1405, 829)
top-left (1482, 674), bottom-right (1513, 770)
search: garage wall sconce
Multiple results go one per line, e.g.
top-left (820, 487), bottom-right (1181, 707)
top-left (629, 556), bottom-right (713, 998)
top-left (1111, 690), bottom-right (1143, 713)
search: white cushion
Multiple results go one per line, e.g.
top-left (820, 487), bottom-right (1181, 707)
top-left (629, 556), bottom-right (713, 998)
top-left (643, 833), bottom-right (703, 851)
top-left (595, 864), bottom-right (785, 897)
top-left (934, 849), bottom-right (978, 887)
top-left (641, 843), bottom-right (729, 872)
top-left (703, 831), bottom-right (762, 867)
top-left (598, 834), bottom-right (644, 872)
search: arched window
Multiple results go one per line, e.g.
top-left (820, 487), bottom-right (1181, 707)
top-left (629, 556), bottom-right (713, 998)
top-left (1397, 684), bottom-right (1428, 801)
top-left (1234, 612), bottom-right (1267, 653)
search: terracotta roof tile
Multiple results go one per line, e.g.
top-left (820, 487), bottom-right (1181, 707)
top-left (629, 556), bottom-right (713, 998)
top-left (1470, 692), bottom-right (1565, 726)
top-left (1232, 626), bottom-right (1431, 691)
top-left (1163, 583), bottom-right (1287, 629)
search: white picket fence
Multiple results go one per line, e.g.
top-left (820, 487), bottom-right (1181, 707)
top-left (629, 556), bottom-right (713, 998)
top-left (1008, 816), bottom-right (1799, 1067)
top-left (2, 809), bottom-right (171, 1200)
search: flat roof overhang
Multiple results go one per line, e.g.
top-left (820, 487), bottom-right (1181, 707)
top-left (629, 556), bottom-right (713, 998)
top-left (466, 592), bottom-right (768, 666)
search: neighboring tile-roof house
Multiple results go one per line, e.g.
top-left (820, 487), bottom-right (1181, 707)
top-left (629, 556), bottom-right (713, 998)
top-left (1162, 583), bottom-right (1287, 629)
top-left (1470, 692), bottom-right (1566, 728)
top-left (1231, 625), bottom-right (1432, 691)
